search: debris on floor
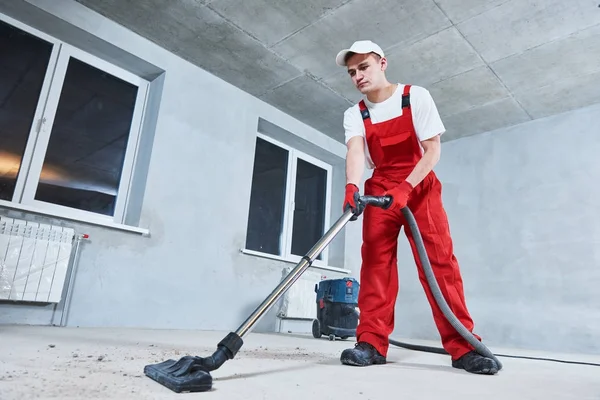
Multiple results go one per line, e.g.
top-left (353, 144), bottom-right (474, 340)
top-left (1, 325), bottom-right (599, 399)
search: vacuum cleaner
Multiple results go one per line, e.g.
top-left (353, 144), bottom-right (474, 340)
top-left (312, 276), bottom-right (360, 342)
top-left (143, 194), bottom-right (504, 393)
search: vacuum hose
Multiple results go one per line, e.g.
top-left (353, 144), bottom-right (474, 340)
top-left (384, 202), bottom-right (599, 369)
top-left (358, 195), bottom-right (502, 370)
top-left (397, 205), bottom-right (503, 370)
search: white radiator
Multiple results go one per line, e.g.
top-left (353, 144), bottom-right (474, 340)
top-left (278, 268), bottom-right (324, 320)
top-left (0, 216), bottom-right (75, 303)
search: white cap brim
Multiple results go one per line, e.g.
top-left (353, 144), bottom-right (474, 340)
top-left (335, 49), bottom-right (353, 66)
top-left (335, 40), bottom-right (385, 67)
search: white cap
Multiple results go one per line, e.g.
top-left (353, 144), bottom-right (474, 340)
top-left (335, 40), bottom-right (385, 66)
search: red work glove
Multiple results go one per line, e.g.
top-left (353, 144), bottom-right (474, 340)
top-left (384, 181), bottom-right (414, 211)
top-left (343, 183), bottom-right (363, 220)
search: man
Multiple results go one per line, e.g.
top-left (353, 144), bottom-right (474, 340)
top-left (336, 40), bottom-right (498, 375)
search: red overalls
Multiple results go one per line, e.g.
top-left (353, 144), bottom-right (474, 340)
top-left (356, 84), bottom-right (481, 361)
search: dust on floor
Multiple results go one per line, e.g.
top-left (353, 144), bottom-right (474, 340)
top-left (1, 325), bottom-right (599, 400)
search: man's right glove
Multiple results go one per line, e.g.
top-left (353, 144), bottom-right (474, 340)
top-left (384, 180), bottom-right (413, 212)
top-left (343, 183), bottom-right (364, 220)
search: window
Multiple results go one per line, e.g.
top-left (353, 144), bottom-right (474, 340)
top-left (245, 134), bottom-right (332, 266)
top-left (0, 15), bottom-right (147, 225)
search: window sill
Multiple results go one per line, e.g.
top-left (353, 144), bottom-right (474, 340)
top-left (0, 200), bottom-right (150, 236)
top-left (240, 249), bottom-right (351, 274)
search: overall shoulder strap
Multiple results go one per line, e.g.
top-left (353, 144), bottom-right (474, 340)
top-left (358, 100), bottom-right (372, 127)
top-left (402, 84), bottom-right (411, 109)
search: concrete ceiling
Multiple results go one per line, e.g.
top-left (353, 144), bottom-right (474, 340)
top-left (74, 0), bottom-right (600, 143)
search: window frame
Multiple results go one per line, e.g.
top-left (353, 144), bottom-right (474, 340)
top-left (1, 12), bottom-right (61, 203)
top-left (0, 12), bottom-right (149, 227)
top-left (245, 133), bottom-right (333, 268)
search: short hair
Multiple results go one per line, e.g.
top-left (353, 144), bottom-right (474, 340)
top-left (344, 51), bottom-right (382, 65)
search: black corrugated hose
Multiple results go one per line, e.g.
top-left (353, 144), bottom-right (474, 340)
top-left (389, 206), bottom-right (600, 368)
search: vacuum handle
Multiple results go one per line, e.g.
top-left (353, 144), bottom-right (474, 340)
top-left (358, 195), bottom-right (392, 209)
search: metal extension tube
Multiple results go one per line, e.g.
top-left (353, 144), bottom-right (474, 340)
top-left (235, 208), bottom-right (356, 338)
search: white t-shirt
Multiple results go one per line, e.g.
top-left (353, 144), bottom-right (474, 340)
top-left (343, 84), bottom-right (445, 168)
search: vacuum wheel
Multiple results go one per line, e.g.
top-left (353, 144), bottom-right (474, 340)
top-left (312, 319), bottom-right (321, 338)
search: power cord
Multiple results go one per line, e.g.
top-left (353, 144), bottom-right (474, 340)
top-left (389, 339), bottom-right (600, 367)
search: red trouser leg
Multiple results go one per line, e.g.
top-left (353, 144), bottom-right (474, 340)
top-left (355, 181), bottom-right (402, 358)
top-left (404, 174), bottom-right (481, 360)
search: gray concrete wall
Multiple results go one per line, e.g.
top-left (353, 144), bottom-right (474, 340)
top-left (0, 0), bottom-right (350, 332)
top-left (391, 103), bottom-right (600, 355)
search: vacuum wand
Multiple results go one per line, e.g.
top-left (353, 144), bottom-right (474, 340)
top-left (236, 208), bottom-right (355, 337)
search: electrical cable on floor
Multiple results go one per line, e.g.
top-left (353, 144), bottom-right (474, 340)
top-left (493, 354), bottom-right (600, 367)
top-left (389, 339), bottom-right (600, 367)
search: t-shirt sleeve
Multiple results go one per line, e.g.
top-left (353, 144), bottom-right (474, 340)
top-left (343, 105), bottom-right (365, 144)
top-left (411, 86), bottom-right (446, 142)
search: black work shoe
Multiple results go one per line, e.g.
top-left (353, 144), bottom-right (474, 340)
top-left (340, 342), bottom-right (386, 366)
top-left (452, 351), bottom-right (499, 375)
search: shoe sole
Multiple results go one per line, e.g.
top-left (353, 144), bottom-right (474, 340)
top-left (471, 366), bottom-right (498, 375)
top-left (452, 363), bottom-right (499, 375)
top-left (340, 355), bottom-right (386, 367)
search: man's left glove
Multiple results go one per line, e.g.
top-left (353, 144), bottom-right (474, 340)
top-left (384, 181), bottom-right (414, 211)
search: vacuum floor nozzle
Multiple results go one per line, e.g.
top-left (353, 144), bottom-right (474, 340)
top-left (144, 332), bottom-right (242, 392)
top-left (144, 356), bottom-right (213, 393)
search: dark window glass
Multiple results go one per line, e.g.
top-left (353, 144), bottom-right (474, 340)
top-left (34, 57), bottom-right (138, 216)
top-left (291, 158), bottom-right (327, 260)
top-left (0, 20), bottom-right (53, 201)
top-left (245, 137), bottom-right (289, 256)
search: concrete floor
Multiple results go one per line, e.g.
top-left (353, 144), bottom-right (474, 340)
top-left (1, 325), bottom-right (599, 399)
